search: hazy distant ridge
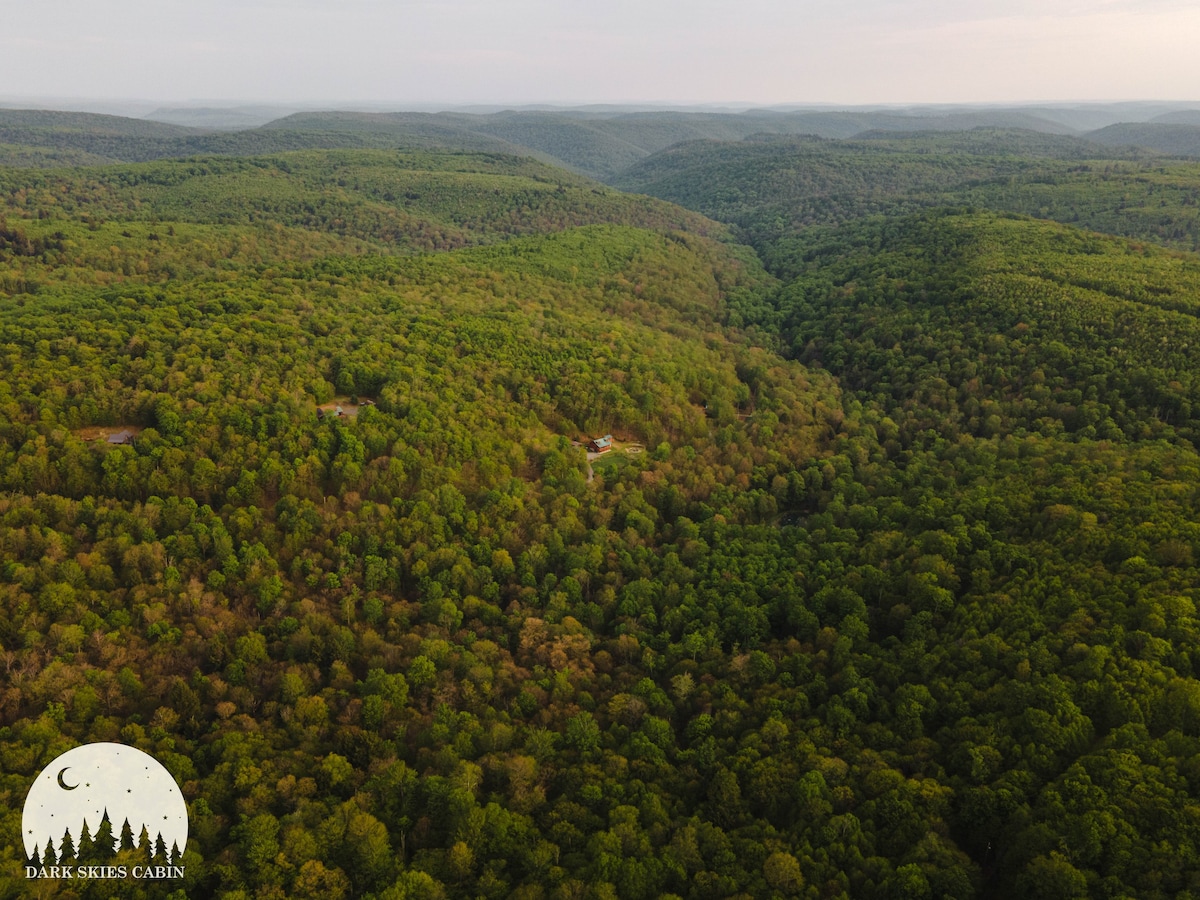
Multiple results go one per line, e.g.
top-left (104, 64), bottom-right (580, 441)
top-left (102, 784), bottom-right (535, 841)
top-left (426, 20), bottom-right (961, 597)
top-left (4, 102), bottom-right (1200, 176)
top-left (1086, 122), bottom-right (1200, 157)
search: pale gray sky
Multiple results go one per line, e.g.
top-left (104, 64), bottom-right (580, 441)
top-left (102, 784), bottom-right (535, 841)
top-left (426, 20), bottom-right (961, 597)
top-left (3, 0), bottom-right (1198, 106)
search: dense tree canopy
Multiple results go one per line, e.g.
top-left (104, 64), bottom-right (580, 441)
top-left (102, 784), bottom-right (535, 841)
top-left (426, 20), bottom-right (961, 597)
top-left (2, 133), bottom-right (1200, 900)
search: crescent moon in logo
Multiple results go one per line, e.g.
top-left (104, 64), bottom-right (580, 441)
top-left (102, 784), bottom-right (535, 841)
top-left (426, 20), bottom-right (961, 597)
top-left (56, 768), bottom-right (78, 790)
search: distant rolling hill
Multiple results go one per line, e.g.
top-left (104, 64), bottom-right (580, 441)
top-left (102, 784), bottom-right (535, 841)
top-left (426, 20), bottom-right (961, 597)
top-left (0, 108), bottom-right (210, 163)
top-left (0, 105), bottom-right (1111, 180)
top-left (262, 108), bottom-right (1082, 179)
top-left (5, 103), bottom-right (1200, 184)
top-left (0, 108), bottom-right (194, 138)
top-left (143, 105), bottom-right (302, 130)
top-left (1086, 122), bottom-right (1200, 158)
top-left (0, 109), bottom-right (197, 163)
top-left (0, 148), bottom-right (727, 255)
top-left (0, 108), bottom-right (525, 167)
top-left (615, 131), bottom-right (1200, 252)
top-left (1151, 109), bottom-right (1200, 126)
top-left (847, 127), bottom-right (1120, 159)
top-left (612, 132), bottom-right (1088, 239)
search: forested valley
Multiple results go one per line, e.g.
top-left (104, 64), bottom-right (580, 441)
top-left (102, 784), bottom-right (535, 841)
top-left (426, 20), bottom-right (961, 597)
top-left (3, 112), bottom-right (1200, 900)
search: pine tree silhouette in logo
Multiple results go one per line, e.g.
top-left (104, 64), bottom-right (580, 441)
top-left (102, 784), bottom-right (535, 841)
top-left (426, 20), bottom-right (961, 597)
top-left (57, 829), bottom-right (76, 864)
top-left (22, 742), bottom-right (189, 872)
top-left (120, 818), bottom-right (136, 852)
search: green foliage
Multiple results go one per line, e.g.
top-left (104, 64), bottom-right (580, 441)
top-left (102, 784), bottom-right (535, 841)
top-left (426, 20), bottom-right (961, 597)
top-left (618, 135), bottom-right (1200, 252)
top-left (0, 150), bottom-right (724, 265)
top-left (772, 209), bottom-right (1200, 444)
top-left (5, 132), bottom-right (1200, 900)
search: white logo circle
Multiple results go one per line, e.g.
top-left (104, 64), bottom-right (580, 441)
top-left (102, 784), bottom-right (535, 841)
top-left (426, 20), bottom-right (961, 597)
top-left (22, 742), bottom-right (188, 863)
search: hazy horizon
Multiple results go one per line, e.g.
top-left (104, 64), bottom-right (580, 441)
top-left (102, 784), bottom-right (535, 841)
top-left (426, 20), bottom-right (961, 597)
top-left (5, 0), bottom-right (1200, 109)
top-left (2, 97), bottom-right (1198, 122)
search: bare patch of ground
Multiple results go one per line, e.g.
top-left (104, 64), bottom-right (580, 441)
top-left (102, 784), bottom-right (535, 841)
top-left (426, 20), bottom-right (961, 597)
top-left (317, 396), bottom-right (374, 419)
top-left (75, 425), bottom-right (145, 443)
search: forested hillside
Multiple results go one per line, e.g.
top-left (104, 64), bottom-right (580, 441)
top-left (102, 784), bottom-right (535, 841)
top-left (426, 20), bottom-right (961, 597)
top-left (770, 209), bottom-right (1200, 442)
top-left (1087, 123), bottom-right (1200, 159)
top-left (3, 128), bottom-right (1200, 900)
top-left (0, 150), bottom-right (722, 262)
top-left (615, 127), bottom-right (1200, 899)
top-left (616, 133), bottom-right (1200, 251)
